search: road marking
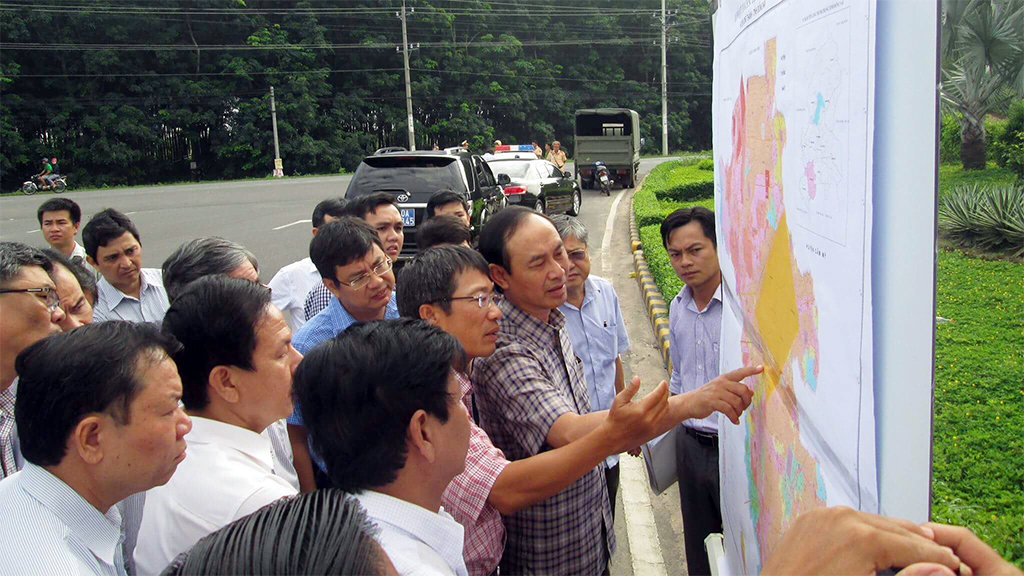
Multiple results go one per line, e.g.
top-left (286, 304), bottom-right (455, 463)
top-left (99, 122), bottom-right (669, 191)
top-left (602, 186), bottom-right (668, 576)
top-left (124, 211), bottom-right (137, 215)
top-left (26, 229), bottom-right (40, 234)
top-left (272, 219), bottom-right (311, 231)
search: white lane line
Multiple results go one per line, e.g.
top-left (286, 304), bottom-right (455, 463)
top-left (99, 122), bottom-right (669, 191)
top-left (26, 229), bottom-right (40, 234)
top-left (603, 187), bottom-right (669, 576)
top-left (272, 219), bottom-right (311, 231)
top-left (124, 211), bottom-right (137, 215)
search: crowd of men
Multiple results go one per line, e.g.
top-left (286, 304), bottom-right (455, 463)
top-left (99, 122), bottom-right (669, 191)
top-left (0, 194), bottom-right (1017, 576)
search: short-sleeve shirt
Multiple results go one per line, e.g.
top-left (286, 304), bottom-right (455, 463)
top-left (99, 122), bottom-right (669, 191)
top-left (558, 275), bottom-right (630, 467)
top-left (668, 284), bottom-right (723, 433)
top-left (471, 299), bottom-right (614, 576)
top-left (267, 257), bottom-right (321, 332)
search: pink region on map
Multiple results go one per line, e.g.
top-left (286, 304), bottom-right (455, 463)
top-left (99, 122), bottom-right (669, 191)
top-left (804, 161), bottom-right (817, 199)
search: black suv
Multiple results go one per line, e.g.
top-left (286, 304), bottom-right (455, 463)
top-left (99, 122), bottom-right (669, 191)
top-left (344, 148), bottom-right (507, 260)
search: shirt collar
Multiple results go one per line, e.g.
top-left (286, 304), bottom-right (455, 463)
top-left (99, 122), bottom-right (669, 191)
top-left (676, 282), bottom-right (723, 314)
top-left (498, 297), bottom-right (566, 338)
top-left (96, 269), bottom-right (155, 306)
top-left (184, 416), bottom-right (276, 471)
top-left (0, 385), bottom-right (15, 417)
top-left (19, 463), bottom-right (124, 567)
top-left (356, 490), bottom-right (467, 576)
top-left (327, 292), bottom-right (399, 327)
top-left (560, 276), bottom-right (599, 312)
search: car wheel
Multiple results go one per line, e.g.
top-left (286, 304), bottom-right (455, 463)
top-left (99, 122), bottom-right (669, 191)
top-left (533, 198), bottom-right (544, 213)
top-left (568, 188), bottom-right (581, 216)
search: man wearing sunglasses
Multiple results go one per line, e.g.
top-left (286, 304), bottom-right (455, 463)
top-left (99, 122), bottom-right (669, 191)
top-left (288, 217), bottom-right (400, 488)
top-left (0, 242), bottom-right (67, 480)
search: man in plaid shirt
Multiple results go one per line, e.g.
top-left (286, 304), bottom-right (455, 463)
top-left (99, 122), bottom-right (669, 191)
top-left (470, 207), bottom-right (760, 574)
top-left (399, 245), bottom-right (701, 575)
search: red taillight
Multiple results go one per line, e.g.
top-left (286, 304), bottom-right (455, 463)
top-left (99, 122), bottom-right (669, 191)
top-left (504, 186), bottom-right (527, 195)
top-left (616, 169), bottom-right (627, 174)
top-left (581, 168), bottom-right (592, 175)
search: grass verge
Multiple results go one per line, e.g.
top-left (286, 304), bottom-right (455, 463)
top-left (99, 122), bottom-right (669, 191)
top-left (938, 163), bottom-right (1018, 198)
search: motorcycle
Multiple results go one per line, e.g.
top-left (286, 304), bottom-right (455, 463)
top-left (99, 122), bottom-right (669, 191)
top-left (22, 175), bottom-right (67, 195)
top-left (593, 161), bottom-right (611, 196)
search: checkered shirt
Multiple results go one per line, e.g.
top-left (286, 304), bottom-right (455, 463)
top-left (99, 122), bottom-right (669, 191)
top-left (443, 371), bottom-right (509, 576)
top-left (471, 299), bottom-right (615, 575)
top-left (0, 385), bottom-right (18, 479)
top-left (303, 283), bottom-right (333, 321)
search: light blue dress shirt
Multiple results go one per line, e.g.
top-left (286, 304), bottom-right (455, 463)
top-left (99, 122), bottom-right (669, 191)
top-left (289, 293), bottom-right (400, 472)
top-left (93, 268), bottom-right (169, 324)
top-left (558, 275), bottom-right (630, 468)
top-left (668, 284), bottom-right (723, 434)
top-left (0, 463), bottom-right (135, 575)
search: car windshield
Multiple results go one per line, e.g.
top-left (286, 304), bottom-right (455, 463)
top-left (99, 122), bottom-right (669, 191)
top-left (489, 160), bottom-right (534, 179)
top-left (350, 156), bottom-right (466, 194)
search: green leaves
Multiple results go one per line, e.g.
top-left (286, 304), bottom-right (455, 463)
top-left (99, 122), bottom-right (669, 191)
top-left (939, 183), bottom-right (1024, 257)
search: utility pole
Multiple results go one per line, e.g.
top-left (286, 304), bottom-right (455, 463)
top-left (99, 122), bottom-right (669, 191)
top-left (400, 0), bottom-right (416, 150)
top-left (270, 86), bottom-right (283, 177)
top-left (661, 0), bottom-right (669, 156)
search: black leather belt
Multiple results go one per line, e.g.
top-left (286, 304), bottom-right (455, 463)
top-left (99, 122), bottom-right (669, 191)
top-left (684, 426), bottom-right (719, 447)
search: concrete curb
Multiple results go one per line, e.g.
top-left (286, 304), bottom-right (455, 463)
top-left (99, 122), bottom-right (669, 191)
top-left (628, 193), bottom-right (673, 373)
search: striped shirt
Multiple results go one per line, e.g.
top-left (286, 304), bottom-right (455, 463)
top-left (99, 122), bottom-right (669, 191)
top-left (0, 463), bottom-right (134, 575)
top-left (471, 299), bottom-right (614, 575)
top-left (668, 284), bottom-right (723, 434)
top-left (92, 268), bottom-right (169, 324)
top-left (444, 371), bottom-right (509, 576)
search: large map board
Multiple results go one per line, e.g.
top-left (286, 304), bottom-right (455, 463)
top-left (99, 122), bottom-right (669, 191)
top-left (712, 0), bottom-right (879, 572)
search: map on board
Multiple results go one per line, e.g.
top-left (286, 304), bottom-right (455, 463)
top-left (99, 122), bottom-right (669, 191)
top-left (712, 0), bottom-right (878, 573)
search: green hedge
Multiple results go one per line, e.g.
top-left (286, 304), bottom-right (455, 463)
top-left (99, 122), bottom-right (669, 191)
top-left (940, 113), bottom-right (1010, 165)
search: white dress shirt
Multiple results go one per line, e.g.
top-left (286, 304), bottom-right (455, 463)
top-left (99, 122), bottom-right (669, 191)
top-left (355, 490), bottom-right (468, 576)
top-left (134, 416), bottom-right (297, 575)
top-left (0, 463), bottom-right (132, 575)
top-left (262, 418), bottom-right (300, 491)
top-left (93, 268), bottom-right (169, 324)
top-left (267, 257), bottom-right (321, 332)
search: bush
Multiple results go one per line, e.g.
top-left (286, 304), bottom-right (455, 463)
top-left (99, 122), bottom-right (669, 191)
top-left (939, 184), bottom-right (1024, 257)
top-left (939, 113), bottom-right (1010, 166)
top-left (697, 158), bottom-right (714, 171)
top-left (992, 100), bottom-right (1024, 179)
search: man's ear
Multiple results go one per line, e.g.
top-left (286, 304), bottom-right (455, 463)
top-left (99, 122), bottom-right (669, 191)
top-left (489, 263), bottom-right (510, 291)
top-left (419, 303), bottom-right (441, 325)
top-left (406, 409), bottom-right (436, 464)
top-left (86, 255), bottom-right (97, 268)
top-left (72, 415), bottom-right (106, 465)
top-left (208, 365), bottom-right (241, 404)
top-left (322, 277), bottom-right (345, 301)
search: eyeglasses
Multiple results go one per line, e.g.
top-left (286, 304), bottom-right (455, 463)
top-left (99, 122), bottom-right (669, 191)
top-left (439, 292), bottom-right (503, 309)
top-left (339, 258), bottom-right (393, 290)
top-left (0, 286), bottom-right (60, 312)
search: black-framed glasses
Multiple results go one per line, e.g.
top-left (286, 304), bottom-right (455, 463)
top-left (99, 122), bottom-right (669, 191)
top-left (438, 292), bottom-right (503, 309)
top-left (339, 258), bottom-right (394, 290)
top-left (0, 286), bottom-right (60, 311)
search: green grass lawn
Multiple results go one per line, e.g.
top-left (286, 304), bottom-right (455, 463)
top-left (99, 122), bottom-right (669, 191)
top-left (636, 161), bottom-right (1024, 567)
top-left (938, 162), bottom-right (1018, 198)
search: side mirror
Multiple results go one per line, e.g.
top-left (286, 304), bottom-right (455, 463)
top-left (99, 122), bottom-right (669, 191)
top-left (497, 173), bottom-right (511, 185)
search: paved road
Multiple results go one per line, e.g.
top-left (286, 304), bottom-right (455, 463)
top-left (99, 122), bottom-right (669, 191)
top-left (0, 157), bottom-right (693, 575)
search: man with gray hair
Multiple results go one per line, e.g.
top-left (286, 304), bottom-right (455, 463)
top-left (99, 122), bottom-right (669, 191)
top-left (552, 215), bottom-right (631, 517)
top-left (162, 237), bottom-right (260, 302)
top-left (0, 241), bottom-right (66, 479)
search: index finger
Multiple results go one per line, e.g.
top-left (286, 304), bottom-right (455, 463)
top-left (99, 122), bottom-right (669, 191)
top-left (723, 364), bottom-right (764, 383)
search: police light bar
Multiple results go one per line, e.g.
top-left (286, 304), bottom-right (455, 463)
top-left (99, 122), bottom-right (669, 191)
top-left (493, 144), bottom-right (534, 152)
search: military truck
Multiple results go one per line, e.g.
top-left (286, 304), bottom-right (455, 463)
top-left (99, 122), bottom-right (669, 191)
top-left (573, 108), bottom-right (643, 189)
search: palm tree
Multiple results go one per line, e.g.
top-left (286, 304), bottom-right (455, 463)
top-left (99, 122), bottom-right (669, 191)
top-left (940, 0), bottom-right (1023, 170)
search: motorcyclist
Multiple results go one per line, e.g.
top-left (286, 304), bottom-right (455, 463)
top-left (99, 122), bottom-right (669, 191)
top-left (33, 158), bottom-right (53, 190)
top-left (46, 157), bottom-right (61, 189)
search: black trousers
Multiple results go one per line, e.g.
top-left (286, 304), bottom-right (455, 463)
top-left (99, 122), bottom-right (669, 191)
top-left (605, 462), bottom-right (620, 521)
top-left (675, 425), bottom-right (722, 576)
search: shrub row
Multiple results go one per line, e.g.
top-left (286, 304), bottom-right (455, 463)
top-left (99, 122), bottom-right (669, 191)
top-left (939, 184), bottom-right (1024, 258)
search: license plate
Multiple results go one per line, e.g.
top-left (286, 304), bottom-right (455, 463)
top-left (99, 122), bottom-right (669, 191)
top-left (600, 175), bottom-right (610, 183)
top-left (400, 208), bottom-right (416, 227)
top-left (507, 195), bottom-right (521, 203)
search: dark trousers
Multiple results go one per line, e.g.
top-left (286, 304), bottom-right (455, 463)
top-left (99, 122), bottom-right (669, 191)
top-left (605, 462), bottom-right (620, 521)
top-left (675, 425), bottom-right (722, 576)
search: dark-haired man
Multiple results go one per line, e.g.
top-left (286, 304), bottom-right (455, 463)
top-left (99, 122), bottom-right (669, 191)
top-left (426, 190), bottom-right (472, 227)
top-left (137, 276), bottom-right (300, 573)
top-left (472, 206), bottom-right (759, 575)
top-left (0, 321), bottom-right (191, 574)
top-left (293, 319), bottom-right (470, 576)
top-left (0, 242), bottom-right (66, 479)
top-left (268, 197), bottom-right (348, 332)
top-left (303, 193), bottom-right (404, 319)
top-left (42, 249), bottom-right (94, 331)
top-left (661, 206), bottom-right (726, 576)
top-left (37, 197), bottom-right (87, 261)
top-left (290, 217), bottom-right (400, 487)
top-left (83, 208), bottom-right (169, 323)
top-left (399, 245), bottom-right (703, 576)
top-left (417, 215), bottom-right (472, 252)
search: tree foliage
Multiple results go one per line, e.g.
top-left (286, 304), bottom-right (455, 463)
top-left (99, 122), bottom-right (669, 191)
top-left (0, 0), bottom-right (714, 190)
